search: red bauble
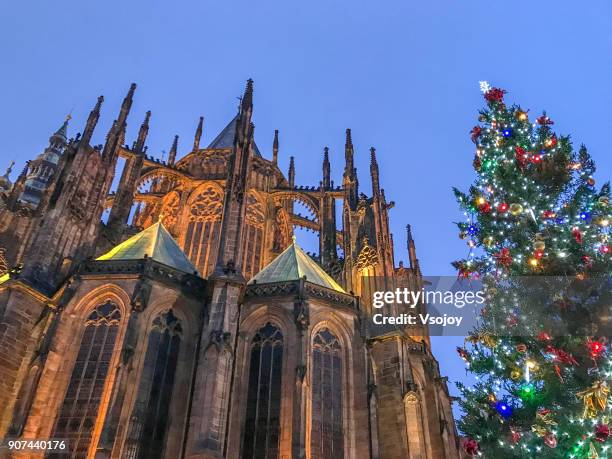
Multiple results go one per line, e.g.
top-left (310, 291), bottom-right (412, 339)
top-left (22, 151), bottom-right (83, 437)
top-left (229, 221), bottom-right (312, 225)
top-left (462, 438), bottom-right (479, 456)
top-left (510, 429), bottom-right (522, 444)
top-left (600, 244), bottom-right (610, 254)
top-left (542, 210), bottom-right (556, 219)
top-left (498, 202), bottom-right (509, 213)
top-left (484, 87), bottom-right (507, 103)
top-left (595, 424), bottom-right (610, 443)
top-left (479, 202), bottom-right (491, 213)
top-left (545, 135), bottom-right (558, 148)
top-left (543, 432), bottom-right (557, 448)
top-left (531, 154), bottom-right (543, 164)
top-left (535, 250), bottom-right (544, 259)
top-left (470, 126), bottom-right (482, 143)
top-left (588, 338), bottom-right (606, 358)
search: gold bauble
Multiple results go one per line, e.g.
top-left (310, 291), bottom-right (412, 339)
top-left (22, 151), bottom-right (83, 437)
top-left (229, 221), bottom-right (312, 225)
top-left (511, 370), bottom-right (521, 380)
top-left (587, 177), bottom-right (596, 187)
top-left (483, 236), bottom-right (495, 248)
top-left (596, 217), bottom-right (610, 228)
top-left (509, 203), bottom-right (523, 216)
top-left (598, 196), bottom-right (609, 207)
top-left (533, 240), bottom-right (546, 251)
top-left (459, 231), bottom-right (468, 240)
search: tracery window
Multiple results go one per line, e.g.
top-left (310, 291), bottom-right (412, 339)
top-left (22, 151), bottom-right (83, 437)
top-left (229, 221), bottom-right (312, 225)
top-left (242, 323), bottom-right (283, 459)
top-left (184, 185), bottom-right (223, 276)
top-left (310, 328), bottom-right (344, 459)
top-left (0, 247), bottom-right (8, 276)
top-left (241, 193), bottom-right (265, 280)
top-left (50, 301), bottom-right (121, 459)
top-left (123, 311), bottom-right (182, 459)
top-left (160, 192), bottom-right (181, 236)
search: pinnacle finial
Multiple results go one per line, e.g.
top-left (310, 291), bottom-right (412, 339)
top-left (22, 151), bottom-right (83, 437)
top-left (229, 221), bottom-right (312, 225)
top-left (406, 224), bottom-right (413, 243)
top-left (81, 95), bottom-right (104, 145)
top-left (239, 79), bottom-right (254, 114)
top-left (272, 129), bottom-right (279, 164)
top-left (168, 135), bottom-right (179, 165)
top-left (118, 83), bottom-right (136, 127)
top-left (193, 116), bottom-right (204, 151)
top-left (370, 147), bottom-right (378, 166)
top-left (345, 128), bottom-right (352, 146)
top-left (4, 160), bottom-right (14, 176)
top-left (288, 155), bottom-right (296, 187)
top-left (134, 110), bottom-right (151, 152)
top-left (324, 146), bottom-right (329, 161)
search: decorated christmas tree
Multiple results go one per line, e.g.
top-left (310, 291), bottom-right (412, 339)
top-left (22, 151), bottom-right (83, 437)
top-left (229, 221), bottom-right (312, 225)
top-left (453, 83), bottom-right (612, 458)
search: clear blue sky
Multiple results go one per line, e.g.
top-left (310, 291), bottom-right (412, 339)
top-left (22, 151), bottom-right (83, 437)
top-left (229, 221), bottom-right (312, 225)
top-left (2, 1), bottom-right (611, 406)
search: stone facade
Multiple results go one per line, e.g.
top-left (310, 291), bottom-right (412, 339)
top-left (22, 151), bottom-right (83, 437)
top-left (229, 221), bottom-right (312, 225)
top-left (0, 80), bottom-right (460, 458)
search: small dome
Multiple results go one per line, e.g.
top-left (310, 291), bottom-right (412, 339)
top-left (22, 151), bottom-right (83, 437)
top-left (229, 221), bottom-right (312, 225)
top-left (0, 161), bottom-right (14, 190)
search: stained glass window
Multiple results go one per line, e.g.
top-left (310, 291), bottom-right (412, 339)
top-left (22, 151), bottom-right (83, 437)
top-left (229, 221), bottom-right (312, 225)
top-left (184, 186), bottom-right (223, 276)
top-left (310, 329), bottom-right (344, 459)
top-left (241, 323), bottom-right (283, 459)
top-left (241, 193), bottom-right (265, 280)
top-left (50, 301), bottom-right (121, 459)
top-left (123, 311), bottom-right (182, 459)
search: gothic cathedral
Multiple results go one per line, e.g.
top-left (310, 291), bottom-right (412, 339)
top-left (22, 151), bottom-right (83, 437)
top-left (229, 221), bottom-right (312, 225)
top-left (0, 81), bottom-right (460, 458)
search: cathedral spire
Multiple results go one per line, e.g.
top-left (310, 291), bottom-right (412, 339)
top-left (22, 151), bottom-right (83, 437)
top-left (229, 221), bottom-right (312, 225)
top-left (272, 129), bottom-right (279, 164)
top-left (288, 156), bottom-right (295, 188)
top-left (81, 95), bottom-right (103, 146)
top-left (193, 116), bottom-right (204, 151)
top-left (168, 135), bottom-right (179, 165)
top-left (133, 111), bottom-right (151, 153)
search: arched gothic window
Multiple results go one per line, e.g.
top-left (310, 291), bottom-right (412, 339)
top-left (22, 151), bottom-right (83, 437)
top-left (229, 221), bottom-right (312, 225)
top-left (241, 193), bottom-right (265, 280)
top-left (242, 323), bottom-right (283, 459)
top-left (310, 328), bottom-right (344, 459)
top-left (123, 311), bottom-right (182, 459)
top-left (50, 301), bottom-right (121, 459)
top-left (184, 185), bottom-right (223, 276)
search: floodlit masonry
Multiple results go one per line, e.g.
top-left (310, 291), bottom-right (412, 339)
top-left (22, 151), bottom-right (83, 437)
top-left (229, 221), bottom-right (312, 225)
top-left (0, 80), bottom-right (460, 458)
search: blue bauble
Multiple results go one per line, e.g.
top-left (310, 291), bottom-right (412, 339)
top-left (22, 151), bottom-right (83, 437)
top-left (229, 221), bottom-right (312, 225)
top-left (495, 401), bottom-right (513, 419)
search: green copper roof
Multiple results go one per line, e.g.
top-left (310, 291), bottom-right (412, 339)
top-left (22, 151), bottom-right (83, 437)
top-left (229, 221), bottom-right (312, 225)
top-left (97, 222), bottom-right (198, 275)
top-left (248, 240), bottom-right (345, 293)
